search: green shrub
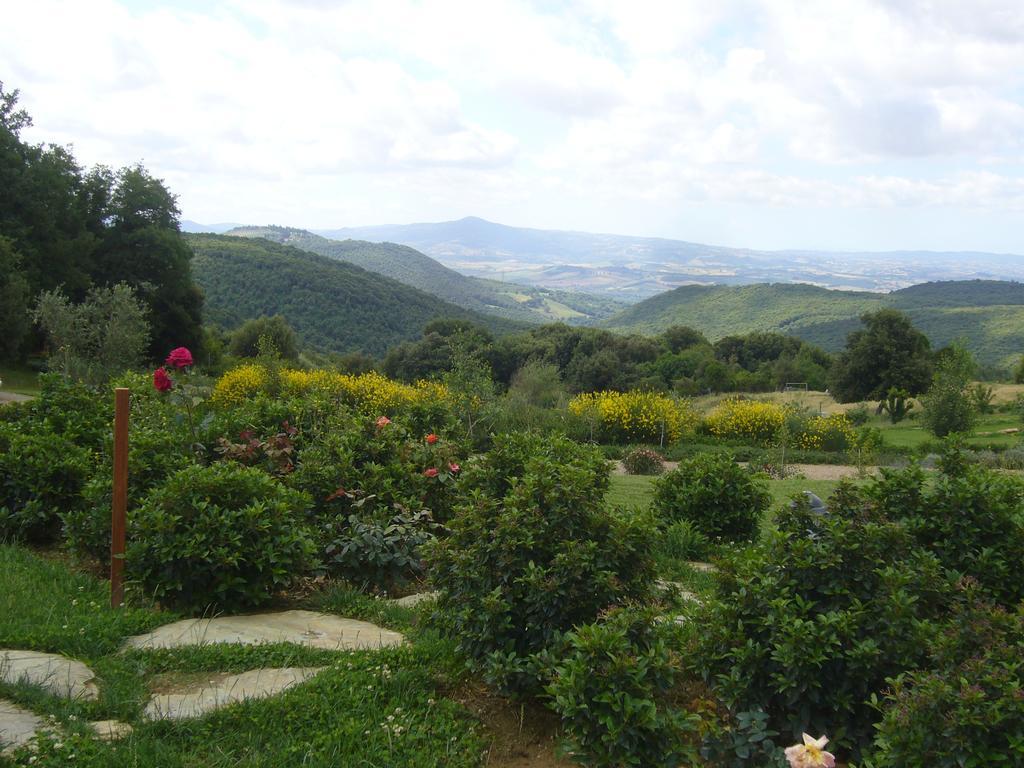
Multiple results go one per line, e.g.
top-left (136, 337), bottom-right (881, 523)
top-left (622, 447), bottom-right (666, 475)
top-left (846, 404), bottom-right (870, 426)
top-left (321, 506), bottom-right (443, 589)
top-left (868, 591), bottom-right (1024, 767)
top-left (651, 452), bottom-right (770, 542)
top-left (546, 607), bottom-right (700, 768)
top-left (656, 520), bottom-right (710, 563)
top-left (694, 489), bottom-right (951, 757)
top-left (63, 426), bottom-right (194, 561)
top-left (127, 463), bottom-right (317, 613)
top-left (428, 432), bottom-right (654, 695)
top-left (0, 424), bottom-right (91, 543)
top-left (289, 412), bottom-right (464, 525)
top-left (876, 445), bottom-right (1024, 607)
top-left (27, 374), bottom-right (110, 450)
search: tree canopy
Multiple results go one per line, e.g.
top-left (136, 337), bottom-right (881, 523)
top-left (0, 82), bottom-right (203, 362)
top-left (830, 309), bottom-right (933, 402)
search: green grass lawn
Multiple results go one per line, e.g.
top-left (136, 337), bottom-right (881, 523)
top-left (876, 411), bottom-right (1022, 451)
top-left (0, 545), bottom-right (485, 767)
top-left (0, 364), bottom-right (40, 396)
top-left (607, 473), bottom-right (846, 517)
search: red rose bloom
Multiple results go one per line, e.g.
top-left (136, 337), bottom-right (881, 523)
top-left (153, 367), bottom-right (173, 392)
top-left (448, 462), bottom-right (461, 474)
top-left (423, 467), bottom-right (439, 478)
top-left (376, 416), bottom-right (392, 428)
top-left (425, 433), bottom-right (438, 445)
top-left (165, 347), bottom-right (194, 369)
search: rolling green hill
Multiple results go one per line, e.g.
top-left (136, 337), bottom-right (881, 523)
top-left (225, 226), bottom-right (624, 325)
top-left (187, 234), bottom-right (524, 356)
top-left (604, 280), bottom-right (1024, 368)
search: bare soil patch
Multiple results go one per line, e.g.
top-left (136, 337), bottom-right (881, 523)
top-left (454, 684), bottom-right (571, 768)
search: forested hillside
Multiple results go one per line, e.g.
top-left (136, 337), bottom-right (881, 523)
top-left (225, 226), bottom-right (624, 324)
top-left (604, 280), bottom-right (1024, 368)
top-left (188, 234), bottom-right (523, 356)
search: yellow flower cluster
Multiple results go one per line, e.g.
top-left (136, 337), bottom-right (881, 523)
top-left (279, 369), bottom-right (449, 413)
top-left (213, 365), bottom-right (451, 416)
top-left (568, 390), bottom-right (696, 443)
top-left (704, 399), bottom-right (786, 444)
top-left (793, 413), bottom-right (856, 451)
top-left (210, 363), bottom-right (269, 405)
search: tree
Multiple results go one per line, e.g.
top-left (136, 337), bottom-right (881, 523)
top-left (228, 315), bottom-right (300, 362)
top-left (0, 236), bottom-right (31, 360)
top-left (921, 343), bottom-right (977, 437)
top-left (830, 309), bottom-right (933, 402)
top-left (33, 283), bottom-right (150, 383)
top-left (93, 165), bottom-right (203, 357)
top-left (442, 333), bottom-right (496, 444)
top-left (662, 325), bottom-right (709, 353)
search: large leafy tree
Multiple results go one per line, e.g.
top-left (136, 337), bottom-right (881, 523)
top-left (830, 309), bottom-right (933, 402)
top-left (92, 165), bottom-right (204, 357)
top-left (0, 83), bottom-right (203, 362)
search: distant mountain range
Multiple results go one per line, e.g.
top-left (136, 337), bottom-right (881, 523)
top-left (223, 226), bottom-right (624, 325)
top-left (186, 234), bottom-right (524, 356)
top-left (316, 216), bottom-right (1024, 299)
top-left (603, 280), bottom-right (1024, 368)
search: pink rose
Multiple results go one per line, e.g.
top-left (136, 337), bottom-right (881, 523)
top-left (423, 467), bottom-right (439, 478)
top-left (448, 462), bottom-right (461, 474)
top-left (376, 416), bottom-right (392, 428)
top-left (153, 367), bottom-right (173, 392)
top-left (165, 347), bottom-right (194, 369)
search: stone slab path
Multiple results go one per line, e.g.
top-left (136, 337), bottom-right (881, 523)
top-left (124, 610), bottom-right (404, 652)
top-left (0, 650), bottom-right (99, 701)
top-left (144, 667), bottom-right (326, 720)
top-left (0, 699), bottom-right (45, 755)
top-left (393, 591), bottom-right (438, 608)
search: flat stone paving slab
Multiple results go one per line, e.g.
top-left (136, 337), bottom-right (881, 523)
top-left (88, 719), bottom-right (133, 741)
top-left (123, 610), bottom-right (404, 651)
top-left (0, 699), bottom-right (45, 755)
top-left (0, 650), bottom-right (99, 701)
top-left (144, 667), bottom-right (326, 720)
top-left (393, 591), bottom-right (438, 608)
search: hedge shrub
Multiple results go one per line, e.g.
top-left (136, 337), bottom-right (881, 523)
top-left (127, 463), bottom-right (317, 613)
top-left (428, 432), bottom-right (654, 694)
top-left (652, 452), bottom-right (770, 542)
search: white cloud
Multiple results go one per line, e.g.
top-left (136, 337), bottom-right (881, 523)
top-left (1, 0), bottom-right (1024, 247)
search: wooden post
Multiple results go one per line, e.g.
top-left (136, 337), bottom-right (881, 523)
top-left (110, 387), bottom-right (129, 609)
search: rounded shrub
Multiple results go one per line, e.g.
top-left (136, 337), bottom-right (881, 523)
top-left (428, 432), bottom-right (654, 695)
top-left (651, 452), bottom-right (770, 542)
top-left (868, 593), bottom-right (1024, 767)
top-left (693, 486), bottom-right (952, 758)
top-left (872, 447), bottom-right (1024, 608)
top-left (622, 447), bottom-right (666, 475)
top-left (703, 399), bottom-right (785, 444)
top-left (568, 390), bottom-right (696, 444)
top-left (546, 607), bottom-right (700, 768)
top-left (127, 463), bottom-right (317, 613)
top-left (0, 424), bottom-right (90, 543)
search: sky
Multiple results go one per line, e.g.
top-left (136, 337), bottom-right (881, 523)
top-left (3, 0), bottom-right (1024, 253)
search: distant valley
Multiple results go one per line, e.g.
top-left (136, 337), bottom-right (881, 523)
top-left (316, 216), bottom-right (1024, 299)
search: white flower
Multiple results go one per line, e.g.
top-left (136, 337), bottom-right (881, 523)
top-left (785, 733), bottom-right (836, 768)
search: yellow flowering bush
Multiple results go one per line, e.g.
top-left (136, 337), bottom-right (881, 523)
top-left (568, 390), bottom-right (696, 444)
top-left (213, 366), bottom-right (453, 433)
top-left (210, 363), bottom-right (268, 406)
top-left (793, 413), bottom-right (856, 452)
top-left (704, 399), bottom-right (786, 444)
